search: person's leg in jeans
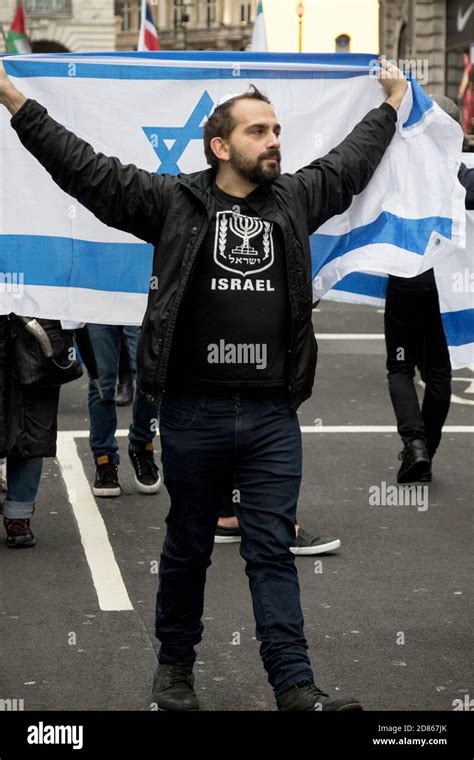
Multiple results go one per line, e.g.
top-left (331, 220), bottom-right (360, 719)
top-left (122, 325), bottom-right (161, 493)
top-left (87, 324), bottom-right (123, 496)
top-left (419, 291), bottom-right (452, 459)
top-left (156, 392), bottom-right (313, 686)
top-left (116, 329), bottom-right (134, 407)
top-left (231, 392), bottom-right (313, 695)
top-left (87, 324), bottom-right (121, 465)
top-left (122, 326), bottom-right (158, 449)
top-left (154, 390), bottom-right (360, 711)
top-left (155, 391), bottom-right (233, 667)
top-left (2, 457), bottom-right (43, 547)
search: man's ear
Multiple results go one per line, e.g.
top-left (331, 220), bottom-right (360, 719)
top-left (210, 136), bottom-right (230, 163)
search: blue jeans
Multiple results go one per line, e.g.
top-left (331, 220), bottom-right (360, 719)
top-left (87, 325), bottom-right (158, 464)
top-left (155, 388), bottom-right (314, 696)
top-left (2, 457), bottom-right (43, 519)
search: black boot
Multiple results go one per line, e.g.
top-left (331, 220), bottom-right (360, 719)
top-left (152, 664), bottom-right (199, 711)
top-left (277, 681), bottom-right (362, 711)
top-left (397, 438), bottom-right (431, 483)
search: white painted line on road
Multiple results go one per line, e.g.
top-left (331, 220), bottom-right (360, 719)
top-left (56, 426), bottom-right (474, 441)
top-left (56, 438), bottom-right (134, 612)
top-left (300, 425), bottom-right (474, 433)
top-left (316, 334), bottom-right (384, 339)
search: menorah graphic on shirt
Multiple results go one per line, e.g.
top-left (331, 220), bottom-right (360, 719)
top-left (229, 214), bottom-right (270, 263)
top-left (229, 215), bottom-right (263, 260)
top-left (215, 212), bottom-right (274, 276)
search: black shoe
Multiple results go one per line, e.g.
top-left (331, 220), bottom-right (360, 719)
top-left (4, 517), bottom-right (36, 548)
top-left (214, 523), bottom-right (241, 544)
top-left (397, 439), bottom-right (431, 483)
top-left (152, 663), bottom-right (199, 711)
top-left (128, 444), bottom-right (161, 494)
top-left (116, 378), bottom-right (134, 407)
top-left (277, 681), bottom-right (362, 711)
top-left (92, 456), bottom-right (121, 497)
top-left (418, 465), bottom-right (432, 483)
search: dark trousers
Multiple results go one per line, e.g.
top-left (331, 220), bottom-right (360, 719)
top-left (384, 279), bottom-right (452, 457)
top-left (155, 388), bottom-right (313, 696)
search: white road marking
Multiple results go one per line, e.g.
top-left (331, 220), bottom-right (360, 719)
top-left (315, 333), bottom-right (384, 339)
top-left (56, 438), bottom-right (134, 612)
top-left (299, 426), bottom-right (474, 433)
top-left (57, 427), bottom-right (474, 441)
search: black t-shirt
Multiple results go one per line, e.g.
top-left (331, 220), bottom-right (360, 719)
top-left (166, 183), bottom-right (291, 388)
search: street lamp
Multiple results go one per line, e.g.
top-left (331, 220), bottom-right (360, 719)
top-left (296, 2), bottom-right (304, 53)
top-left (175, 0), bottom-right (193, 49)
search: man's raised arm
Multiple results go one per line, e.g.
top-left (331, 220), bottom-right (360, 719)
top-left (0, 60), bottom-right (170, 245)
top-left (291, 58), bottom-right (408, 234)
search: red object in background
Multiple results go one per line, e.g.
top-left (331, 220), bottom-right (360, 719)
top-left (10, 5), bottom-right (28, 35)
top-left (138, 0), bottom-right (160, 51)
top-left (460, 51), bottom-right (474, 135)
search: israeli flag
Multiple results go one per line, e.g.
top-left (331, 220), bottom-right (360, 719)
top-left (0, 52), bottom-right (469, 365)
top-left (324, 153), bottom-right (474, 369)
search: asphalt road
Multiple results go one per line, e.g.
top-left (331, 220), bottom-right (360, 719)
top-left (1, 301), bottom-right (472, 712)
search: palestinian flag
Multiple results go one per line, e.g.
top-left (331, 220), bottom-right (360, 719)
top-left (6, 6), bottom-right (32, 55)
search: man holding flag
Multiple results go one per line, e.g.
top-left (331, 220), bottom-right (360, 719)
top-left (0, 56), bottom-right (407, 711)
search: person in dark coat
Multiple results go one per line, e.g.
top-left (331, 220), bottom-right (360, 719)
top-left (0, 315), bottom-right (60, 547)
top-left (385, 94), bottom-right (474, 484)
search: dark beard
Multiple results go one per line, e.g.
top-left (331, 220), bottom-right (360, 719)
top-left (229, 145), bottom-right (281, 189)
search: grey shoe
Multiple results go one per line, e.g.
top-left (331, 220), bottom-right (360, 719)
top-left (152, 663), bottom-right (200, 711)
top-left (290, 527), bottom-right (341, 555)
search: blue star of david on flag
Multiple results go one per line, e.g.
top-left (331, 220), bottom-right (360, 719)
top-left (142, 91), bottom-right (214, 175)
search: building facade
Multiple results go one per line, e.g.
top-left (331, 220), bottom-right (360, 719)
top-left (0, 0), bottom-right (117, 53)
top-left (115, 0), bottom-right (253, 51)
top-left (379, 0), bottom-right (473, 97)
top-left (379, 0), bottom-right (473, 143)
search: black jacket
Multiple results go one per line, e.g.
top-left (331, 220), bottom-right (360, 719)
top-left (11, 98), bottom-right (397, 408)
top-left (458, 162), bottom-right (474, 210)
top-left (0, 316), bottom-right (60, 458)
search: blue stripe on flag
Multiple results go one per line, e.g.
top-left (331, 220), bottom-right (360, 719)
top-left (310, 212), bottom-right (452, 277)
top-left (441, 309), bottom-right (474, 347)
top-left (3, 60), bottom-right (371, 80)
top-left (330, 271), bottom-right (388, 299)
top-left (402, 77), bottom-right (433, 129)
top-left (2, 51), bottom-right (378, 66)
top-left (0, 236), bottom-right (152, 293)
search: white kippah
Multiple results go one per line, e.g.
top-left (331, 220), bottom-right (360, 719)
top-left (208, 92), bottom-right (244, 117)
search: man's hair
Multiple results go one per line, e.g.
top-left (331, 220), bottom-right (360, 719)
top-left (428, 93), bottom-right (461, 125)
top-left (203, 85), bottom-right (272, 171)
